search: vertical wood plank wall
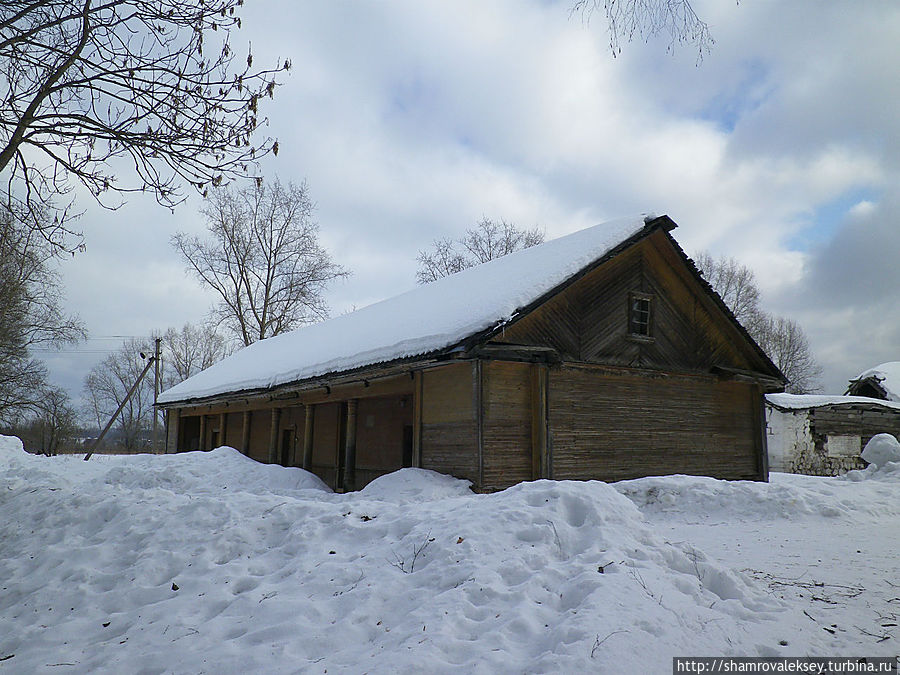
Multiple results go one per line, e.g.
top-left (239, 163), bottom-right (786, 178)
top-left (310, 402), bottom-right (340, 488)
top-left (420, 362), bottom-right (478, 485)
top-left (548, 364), bottom-right (762, 481)
top-left (354, 395), bottom-right (413, 489)
top-left (481, 361), bottom-right (533, 491)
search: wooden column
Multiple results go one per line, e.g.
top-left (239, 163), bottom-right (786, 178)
top-left (241, 410), bottom-right (251, 456)
top-left (531, 364), bottom-right (549, 480)
top-left (268, 407), bottom-right (281, 464)
top-left (218, 412), bottom-right (227, 448)
top-left (342, 399), bottom-right (358, 492)
top-left (754, 384), bottom-right (769, 481)
top-left (302, 404), bottom-right (315, 470)
top-left (198, 415), bottom-right (206, 452)
top-left (412, 371), bottom-right (423, 468)
top-left (166, 410), bottom-right (179, 454)
top-left (474, 361), bottom-right (484, 490)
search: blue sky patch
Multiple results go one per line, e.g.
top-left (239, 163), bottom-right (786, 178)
top-left (699, 60), bottom-right (771, 133)
top-left (787, 189), bottom-right (879, 251)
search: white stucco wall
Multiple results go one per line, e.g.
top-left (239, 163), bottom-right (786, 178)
top-left (765, 406), bottom-right (813, 473)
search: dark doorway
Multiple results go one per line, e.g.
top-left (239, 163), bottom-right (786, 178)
top-left (178, 416), bottom-right (201, 452)
top-left (402, 425), bottom-right (413, 468)
top-left (280, 429), bottom-right (293, 467)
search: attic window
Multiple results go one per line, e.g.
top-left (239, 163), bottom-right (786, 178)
top-left (628, 292), bottom-right (653, 338)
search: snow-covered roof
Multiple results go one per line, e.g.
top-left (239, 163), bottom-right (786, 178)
top-left (159, 214), bottom-right (663, 404)
top-left (848, 362), bottom-right (900, 402)
top-left (765, 392), bottom-right (900, 413)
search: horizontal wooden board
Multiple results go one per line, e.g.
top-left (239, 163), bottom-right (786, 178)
top-left (810, 405), bottom-right (900, 449)
top-left (422, 421), bottom-right (478, 484)
top-left (422, 362), bottom-right (474, 424)
top-left (548, 364), bottom-right (762, 482)
top-left (482, 361), bottom-right (532, 490)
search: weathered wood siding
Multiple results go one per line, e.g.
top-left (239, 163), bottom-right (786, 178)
top-left (224, 412), bottom-right (243, 451)
top-left (482, 361), bottom-right (533, 490)
top-left (176, 414), bottom-right (200, 452)
top-left (355, 395), bottom-right (414, 489)
top-left (421, 362), bottom-right (478, 484)
top-left (310, 402), bottom-right (341, 488)
top-left (246, 409), bottom-right (271, 464)
top-left (548, 364), bottom-right (763, 481)
top-left (494, 231), bottom-right (763, 375)
top-left (810, 405), bottom-right (900, 445)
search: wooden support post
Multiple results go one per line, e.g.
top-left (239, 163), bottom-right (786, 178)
top-left (218, 412), bottom-right (227, 448)
top-left (531, 364), bottom-right (549, 480)
top-left (474, 361), bottom-right (484, 490)
top-left (754, 385), bottom-right (769, 481)
top-left (152, 337), bottom-right (161, 453)
top-left (268, 408), bottom-right (281, 464)
top-left (198, 415), bottom-right (207, 452)
top-left (412, 371), bottom-right (423, 468)
top-left (302, 404), bottom-right (315, 470)
top-left (241, 410), bottom-right (251, 456)
top-left (342, 399), bottom-right (358, 492)
top-left (166, 410), bottom-right (179, 454)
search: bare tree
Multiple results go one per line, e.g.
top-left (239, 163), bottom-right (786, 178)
top-left (162, 323), bottom-right (232, 387)
top-left (0, 207), bottom-right (84, 424)
top-left (572, 0), bottom-right (714, 59)
top-left (83, 338), bottom-right (155, 450)
top-left (753, 315), bottom-right (823, 395)
top-left (12, 385), bottom-right (78, 455)
top-left (173, 178), bottom-right (349, 347)
top-left (694, 251), bottom-right (822, 394)
top-left (417, 218), bottom-right (545, 284)
top-left (0, 0), bottom-right (288, 249)
top-left (692, 251), bottom-right (761, 328)
top-left (415, 238), bottom-right (469, 283)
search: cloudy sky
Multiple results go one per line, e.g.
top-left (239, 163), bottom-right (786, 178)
top-left (42, 0), bottom-right (900, 407)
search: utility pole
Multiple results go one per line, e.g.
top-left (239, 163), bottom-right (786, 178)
top-left (84, 353), bottom-right (156, 461)
top-left (152, 337), bottom-right (161, 453)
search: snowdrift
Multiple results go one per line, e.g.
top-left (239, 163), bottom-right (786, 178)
top-left (1, 437), bottom-right (897, 672)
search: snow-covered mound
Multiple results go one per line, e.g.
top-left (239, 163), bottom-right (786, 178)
top-left (96, 446), bottom-right (333, 496)
top-left (0, 433), bottom-right (24, 454)
top-left (359, 467), bottom-right (472, 502)
top-left (1, 443), bottom-right (898, 672)
top-left (860, 433), bottom-right (900, 468)
top-left (614, 471), bottom-right (898, 521)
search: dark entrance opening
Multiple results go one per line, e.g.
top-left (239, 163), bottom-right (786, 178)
top-left (402, 425), bottom-right (413, 468)
top-left (280, 429), bottom-right (293, 467)
top-left (179, 416), bottom-right (201, 452)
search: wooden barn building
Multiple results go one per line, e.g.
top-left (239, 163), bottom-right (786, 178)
top-left (157, 214), bottom-right (785, 492)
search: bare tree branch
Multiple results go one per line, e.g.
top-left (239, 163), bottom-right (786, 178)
top-left (416, 218), bottom-right (545, 284)
top-left (173, 178), bottom-right (349, 347)
top-left (0, 203), bottom-right (84, 424)
top-left (0, 0), bottom-right (289, 250)
top-left (694, 250), bottom-right (822, 394)
top-left (82, 337), bottom-right (154, 450)
top-left (571, 0), bottom-right (714, 60)
top-left (162, 323), bottom-right (232, 388)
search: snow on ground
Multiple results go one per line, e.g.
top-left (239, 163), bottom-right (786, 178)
top-left (1, 437), bottom-right (898, 673)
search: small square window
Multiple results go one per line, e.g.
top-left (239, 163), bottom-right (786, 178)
top-left (628, 293), bottom-right (653, 337)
